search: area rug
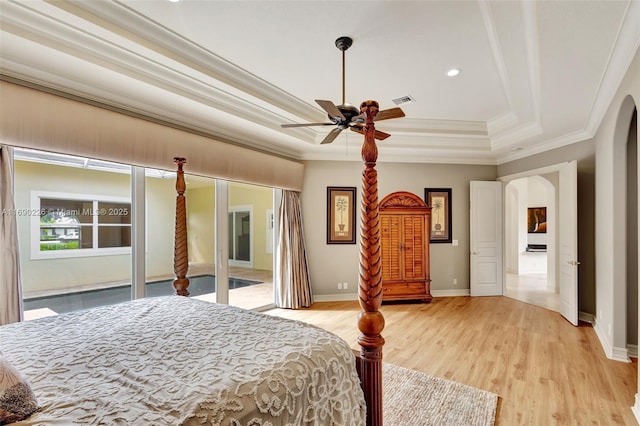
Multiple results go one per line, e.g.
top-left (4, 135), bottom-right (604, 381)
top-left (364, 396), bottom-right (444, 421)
top-left (383, 363), bottom-right (498, 426)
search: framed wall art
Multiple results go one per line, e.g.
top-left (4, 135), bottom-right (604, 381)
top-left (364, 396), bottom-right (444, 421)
top-left (527, 207), bottom-right (547, 233)
top-left (424, 188), bottom-right (452, 243)
top-left (327, 186), bottom-right (356, 244)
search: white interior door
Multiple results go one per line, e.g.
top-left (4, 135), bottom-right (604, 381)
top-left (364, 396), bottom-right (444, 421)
top-left (558, 161), bottom-right (578, 325)
top-left (470, 181), bottom-right (503, 296)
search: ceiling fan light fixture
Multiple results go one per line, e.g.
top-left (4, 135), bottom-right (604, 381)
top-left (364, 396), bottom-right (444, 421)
top-left (446, 68), bottom-right (461, 77)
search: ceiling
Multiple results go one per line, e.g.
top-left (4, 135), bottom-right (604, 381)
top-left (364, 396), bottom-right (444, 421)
top-left (1, 0), bottom-right (638, 165)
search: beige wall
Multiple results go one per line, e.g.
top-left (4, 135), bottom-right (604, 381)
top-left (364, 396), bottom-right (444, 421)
top-left (301, 160), bottom-right (497, 297)
top-left (186, 184), bottom-right (216, 267)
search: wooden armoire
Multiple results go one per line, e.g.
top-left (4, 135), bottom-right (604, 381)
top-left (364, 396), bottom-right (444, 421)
top-left (379, 191), bottom-right (432, 303)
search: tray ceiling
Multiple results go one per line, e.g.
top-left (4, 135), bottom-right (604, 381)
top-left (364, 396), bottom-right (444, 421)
top-left (1, 0), bottom-right (638, 164)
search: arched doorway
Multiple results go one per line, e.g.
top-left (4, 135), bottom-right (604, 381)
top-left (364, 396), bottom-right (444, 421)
top-left (609, 96), bottom-right (637, 362)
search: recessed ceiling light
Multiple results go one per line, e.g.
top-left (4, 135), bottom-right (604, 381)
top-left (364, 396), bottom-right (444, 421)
top-left (168, 0), bottom-right (182, 3)
top-left (446, 68), bottom-right (461, 77)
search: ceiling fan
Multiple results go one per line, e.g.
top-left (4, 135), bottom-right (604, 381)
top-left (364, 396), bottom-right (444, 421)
top-left (281, 36), bottom-right (406, 145)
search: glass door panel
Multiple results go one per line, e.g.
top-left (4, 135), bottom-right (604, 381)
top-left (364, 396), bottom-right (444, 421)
top-left (228, 182), bottom-right (274, 309)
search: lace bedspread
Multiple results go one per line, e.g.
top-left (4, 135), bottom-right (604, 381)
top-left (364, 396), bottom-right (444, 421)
top-left (0, 296), bottom-right (366, 425)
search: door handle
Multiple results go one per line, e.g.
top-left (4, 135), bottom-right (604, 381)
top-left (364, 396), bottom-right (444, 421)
top-left (567, 260), bottom-right (581, 266)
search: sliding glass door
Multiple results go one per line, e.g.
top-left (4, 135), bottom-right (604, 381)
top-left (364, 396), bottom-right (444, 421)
top-left (15, 148), bottom-right (276, 319)
top-left (228, 182), bottom-right (275, 310)
top-left (14, 149), bottom-right (132, 319)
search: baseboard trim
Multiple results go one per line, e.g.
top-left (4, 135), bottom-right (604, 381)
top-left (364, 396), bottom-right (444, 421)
top-left (594, 318), bottom-right (631, 362)
top-left (431, 289), bottom-right (470, 297)
top-left (612, 346), bottom-right (632, 363)
top-left (594, 318), bottom-right (613, 359)
top-left (313, 289), bottom-right (471, 302)
top-left (313, 293), bottom-right (358, 302)
top-left (628, 344), bottom-right (638, 359)
top-left (632, 394), bottom-right (640, 424)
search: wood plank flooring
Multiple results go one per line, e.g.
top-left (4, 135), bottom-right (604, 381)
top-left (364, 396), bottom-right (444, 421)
top-left (266, 296), bottom-right (638, 425)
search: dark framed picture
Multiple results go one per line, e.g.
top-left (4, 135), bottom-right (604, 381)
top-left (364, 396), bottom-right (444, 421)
top-left (424, 188), bottom-right (452, 243)
top-left (527, 207), bottom-right (547, 233)
top-left (327, 187), bottom-right (356, 244)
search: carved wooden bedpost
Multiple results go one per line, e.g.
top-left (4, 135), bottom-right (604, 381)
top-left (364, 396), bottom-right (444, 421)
top-left (173, 157), bottom-right (190, 296)
top-left (357, 100), bottom-right (385, 426)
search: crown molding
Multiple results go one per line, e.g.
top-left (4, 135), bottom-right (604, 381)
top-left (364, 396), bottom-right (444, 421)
top-left (479, 0), bottom-right (515, 114)
top-left (490, 121), bottom-right (543, 151)
top-left (378, 117), bottom-right (487, 135)
top-left (585, 0), bottom-right (640, 136)
top-left (46, 0), bottom-right (322, 122)
top-left (300, 145), bottom-right (499, 165)
top-left (496, 128), bottom-right (592, 164)
top-left (487, 111), bottom-right (519, 136)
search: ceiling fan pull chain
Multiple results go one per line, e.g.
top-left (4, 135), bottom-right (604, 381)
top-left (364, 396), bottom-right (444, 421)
top-left (345, 132), bottom-right (349, 156)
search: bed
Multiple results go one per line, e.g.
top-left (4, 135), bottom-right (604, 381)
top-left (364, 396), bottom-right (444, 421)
top-left (0, 100), bottom-right (387, 425)
top-left (1, 296), bottom-right (365, 425)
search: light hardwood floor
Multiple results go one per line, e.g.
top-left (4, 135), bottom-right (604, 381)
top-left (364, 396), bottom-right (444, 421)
top-left (266, 296), bottom-right (638, 425)
top-left (506, 272), bottom-right (560, 313)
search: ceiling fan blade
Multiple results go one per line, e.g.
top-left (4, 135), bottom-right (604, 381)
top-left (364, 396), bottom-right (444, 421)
top-left (375, 107), bottom-right (405, 121)
top-left (374, 129), bottom-right (392, 140)
top-left (281, 122), bottom-right (335, 128)
top-left (321, 127), bottom-right (344, 144)
top-left (316, 100), bottom-right (346, 121)
top-left (349, 126), bottom-right (392, 141)
top-left (351, 113), bottom-right (365, 124)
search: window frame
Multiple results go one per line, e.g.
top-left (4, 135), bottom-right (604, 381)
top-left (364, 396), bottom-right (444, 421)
top-left (30, 190), bottom-right (132, 260)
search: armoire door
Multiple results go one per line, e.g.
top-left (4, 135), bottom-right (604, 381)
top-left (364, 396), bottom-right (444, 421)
top-left (381, 215), bottom-right (402, 282)
top-left (402, 214), bottom-right (426, 281)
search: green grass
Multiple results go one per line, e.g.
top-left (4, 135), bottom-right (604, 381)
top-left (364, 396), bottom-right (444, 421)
top-left (40, 241), bottom-right (79, 251)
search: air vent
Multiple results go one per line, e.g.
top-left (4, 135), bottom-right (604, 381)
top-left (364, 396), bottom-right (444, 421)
top-left (392, 95), bottom-right (415, 106)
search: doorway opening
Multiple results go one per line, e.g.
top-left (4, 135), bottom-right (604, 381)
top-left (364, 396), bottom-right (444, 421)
top-left (504, 175), bottom-right (559, 312)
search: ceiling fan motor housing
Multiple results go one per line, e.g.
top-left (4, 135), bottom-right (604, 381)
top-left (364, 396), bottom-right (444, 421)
top-left (331, 104), bottom-right (361, 128)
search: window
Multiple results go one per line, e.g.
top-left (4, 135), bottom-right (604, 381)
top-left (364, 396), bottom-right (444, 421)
top-left (31, 191), bottom-right (131, 259)
top-left (228, 207), bottom-right (252, 265)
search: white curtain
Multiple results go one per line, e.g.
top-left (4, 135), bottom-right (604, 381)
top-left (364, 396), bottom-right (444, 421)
top-left (275, 190), bottom-right (312, 309)
top-left (0, 145), bottom-right (23, 325)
